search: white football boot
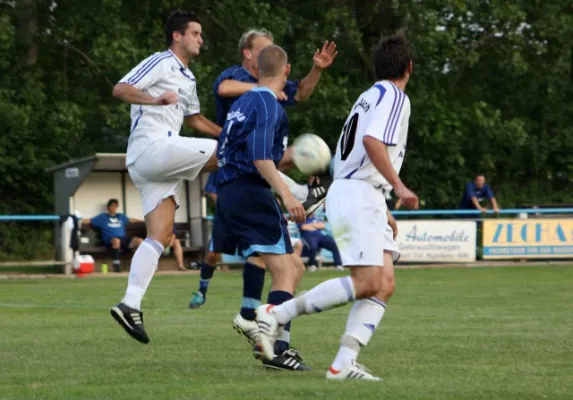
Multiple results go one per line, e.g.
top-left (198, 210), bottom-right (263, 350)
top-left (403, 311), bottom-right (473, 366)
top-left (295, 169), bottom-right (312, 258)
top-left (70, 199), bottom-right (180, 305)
top-left (254, 304), bottom-right (280, 361)
top-left (326, 360), bottom-right (382, 381)
top-left (232, 313), bottom-right (259, 345)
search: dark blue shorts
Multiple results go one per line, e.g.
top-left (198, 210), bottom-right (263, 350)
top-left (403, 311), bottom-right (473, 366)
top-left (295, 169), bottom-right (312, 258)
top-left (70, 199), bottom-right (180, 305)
top-left (211, 175), bottom-right (293, 258)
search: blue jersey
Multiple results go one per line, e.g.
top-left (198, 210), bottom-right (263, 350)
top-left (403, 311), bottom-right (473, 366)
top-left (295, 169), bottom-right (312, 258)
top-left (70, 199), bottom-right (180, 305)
top-left (460, 182), bottom-right (495, 209)
top-left (213, 65), bottom-right (299, 126)
top-left (91, 213), bottom-right (129, 243)
top-left (217, 87), bottom-right (289, 185)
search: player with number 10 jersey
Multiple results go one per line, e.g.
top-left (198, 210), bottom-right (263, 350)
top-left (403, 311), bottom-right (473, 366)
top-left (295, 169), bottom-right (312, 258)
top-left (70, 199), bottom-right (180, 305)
top-left (253, 34), bottom-right (419, 382)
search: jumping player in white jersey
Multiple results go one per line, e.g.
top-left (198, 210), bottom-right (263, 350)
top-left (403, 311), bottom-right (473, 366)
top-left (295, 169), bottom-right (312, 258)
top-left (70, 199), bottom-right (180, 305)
top-left (254, 34), bottom-right (419, 381)
top-left (109, 11), bottom-right (317, 345)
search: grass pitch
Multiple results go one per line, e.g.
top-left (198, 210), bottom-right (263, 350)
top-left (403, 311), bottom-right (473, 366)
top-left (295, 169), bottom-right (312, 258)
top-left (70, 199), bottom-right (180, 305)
top-left (1, 265), bottom-right (572, 399)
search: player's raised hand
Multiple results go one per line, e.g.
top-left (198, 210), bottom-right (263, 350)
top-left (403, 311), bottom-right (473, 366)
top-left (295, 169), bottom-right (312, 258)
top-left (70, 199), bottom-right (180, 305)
top-left (154, 91), bottom-right (179, 106)
top-left (283, 194), bottom-right (306, 223)
top-left (313, 41), bottom-right (338, 71)
top-left (394, 185), bottom-right (419, 210)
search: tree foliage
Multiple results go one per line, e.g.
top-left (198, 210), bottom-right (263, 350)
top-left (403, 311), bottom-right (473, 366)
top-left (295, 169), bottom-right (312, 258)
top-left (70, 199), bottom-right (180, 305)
top-left (1, 0), bottom-right (573, 258)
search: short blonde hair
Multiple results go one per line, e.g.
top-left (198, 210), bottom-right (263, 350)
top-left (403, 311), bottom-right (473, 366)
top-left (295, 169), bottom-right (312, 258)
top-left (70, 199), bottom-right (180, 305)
top-left (238, 29), bottom-right (273, 59)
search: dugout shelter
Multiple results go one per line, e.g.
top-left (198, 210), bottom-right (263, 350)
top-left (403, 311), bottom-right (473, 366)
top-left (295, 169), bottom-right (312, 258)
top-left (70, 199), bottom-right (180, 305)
top-left (47, 153), bottom-right (209, 274)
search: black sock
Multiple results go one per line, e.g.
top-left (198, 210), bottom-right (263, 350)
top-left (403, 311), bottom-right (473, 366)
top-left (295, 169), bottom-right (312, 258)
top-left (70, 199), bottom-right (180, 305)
top-left (198, 262), bottom-right (216, 297)
top-left (267, 290), bottom-right (294, 354)
top-left (239, 262), bottom-right (265, 321)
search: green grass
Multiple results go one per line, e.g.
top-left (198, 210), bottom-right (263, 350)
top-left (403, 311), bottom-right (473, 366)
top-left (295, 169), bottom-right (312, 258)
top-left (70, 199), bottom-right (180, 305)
top-left (1, 266), bottom-right (572, 399)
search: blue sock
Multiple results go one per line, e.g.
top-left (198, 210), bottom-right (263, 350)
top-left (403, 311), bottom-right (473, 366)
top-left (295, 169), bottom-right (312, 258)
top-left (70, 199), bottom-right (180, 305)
top-left (267, 290), bottom-right (294, 354)
top-left (240, 262), bottom-right (265, 321)
top-left (198, 262), bottom-right (216, 297)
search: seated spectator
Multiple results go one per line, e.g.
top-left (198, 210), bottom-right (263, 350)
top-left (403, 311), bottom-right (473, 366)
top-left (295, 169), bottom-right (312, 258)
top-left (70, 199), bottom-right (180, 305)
top-left (460, 174), bottom-right (500, 214)
top-left (82, 199), bottom-right (143, 272)
top-left (299, 212), bottom-right (343, 272)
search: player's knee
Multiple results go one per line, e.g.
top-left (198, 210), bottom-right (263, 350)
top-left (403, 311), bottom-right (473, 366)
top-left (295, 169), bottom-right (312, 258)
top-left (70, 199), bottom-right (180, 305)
top-left (350, 267), bottom-right (383, 298)
top-left (364, 278), bottom-right (383, 298)
top-left (148, 230), bottom-right (172, 248)
top-left (110, 238), bottom-right (120, 248)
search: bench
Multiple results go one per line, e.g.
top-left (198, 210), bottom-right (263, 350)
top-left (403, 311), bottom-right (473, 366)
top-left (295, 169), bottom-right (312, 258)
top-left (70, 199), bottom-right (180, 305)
top-left (79, 222), bottom-right (203, 271)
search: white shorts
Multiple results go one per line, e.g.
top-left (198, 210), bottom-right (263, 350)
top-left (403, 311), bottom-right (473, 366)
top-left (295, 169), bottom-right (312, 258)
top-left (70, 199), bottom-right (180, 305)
top-left (128, 136), bottom-right (217, 216)
top-left (326, 179), bottom-right (400, 267)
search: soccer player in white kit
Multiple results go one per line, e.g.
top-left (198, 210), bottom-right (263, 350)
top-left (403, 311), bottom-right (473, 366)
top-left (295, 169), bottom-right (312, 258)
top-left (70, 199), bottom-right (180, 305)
top-left (109, 11), bottom-right (318, 345)
top-left (255, 34), bottom-right (419, 381)
top-left (109, 11), bottom-right (222, 344)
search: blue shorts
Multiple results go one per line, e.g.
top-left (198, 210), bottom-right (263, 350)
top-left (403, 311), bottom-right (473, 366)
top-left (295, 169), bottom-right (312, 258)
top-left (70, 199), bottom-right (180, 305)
top-left (211, 175), bottom-right (293, 258)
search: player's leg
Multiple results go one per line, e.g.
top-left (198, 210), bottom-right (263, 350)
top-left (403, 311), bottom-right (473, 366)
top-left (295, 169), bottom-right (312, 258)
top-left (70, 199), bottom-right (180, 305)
top-left (189, 246), bottom-right (220, 308)
top-left (257, 251), bottom-right (311, 371)
top-left (231, 255), bottom-right (266, 344)
top-left (219, 178), bottom-right (310, 370)
top-left (256, 180), bottom-right (386, 368)
top-left (111, 195), bottom-right (176, 344)
top-left (108, 237), bottom-right (122, 272)
top-left (326, 251), bottom-right (394, 381)
top-left (111, 138), bottom-right (215, 343)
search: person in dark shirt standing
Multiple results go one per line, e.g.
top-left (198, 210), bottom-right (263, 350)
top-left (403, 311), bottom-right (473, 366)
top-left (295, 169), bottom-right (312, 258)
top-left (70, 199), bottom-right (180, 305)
top-left (83, 199), bottom-right (143, 272)
top-left (460, 174), bottom-right (500, 214)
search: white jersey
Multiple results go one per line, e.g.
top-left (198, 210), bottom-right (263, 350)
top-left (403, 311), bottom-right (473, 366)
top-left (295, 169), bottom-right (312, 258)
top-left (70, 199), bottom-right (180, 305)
top-left (332, 80), bottom-right (410, 191)
top-left (119, 49), bottom-right (201, 165)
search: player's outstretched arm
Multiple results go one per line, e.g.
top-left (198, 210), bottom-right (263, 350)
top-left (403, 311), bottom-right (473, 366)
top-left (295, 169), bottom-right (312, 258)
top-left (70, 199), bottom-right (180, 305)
top-left (112, 83), bottom-right (177, 106)
top-left (294, 41), bottom-right (338, 102)
top-left (253, 160), bottom-right (305, 223)
top-left (363, 136), bottom-right (419, 210)
top-left (184, 114), bottom-right (222, 137)
top-left (217, 80), bottom-right (257, 97)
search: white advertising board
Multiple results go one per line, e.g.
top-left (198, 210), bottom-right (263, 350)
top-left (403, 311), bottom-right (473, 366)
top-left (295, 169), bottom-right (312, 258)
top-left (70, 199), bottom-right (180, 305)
top-left (396, 220), bottom-right (477, 262)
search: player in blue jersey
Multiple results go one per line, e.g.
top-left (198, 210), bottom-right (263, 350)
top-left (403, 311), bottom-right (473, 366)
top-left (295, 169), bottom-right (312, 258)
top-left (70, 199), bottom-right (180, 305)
top-left (189, 29), bottom-right (336, 310)
top-left (211, 45), bottom-right (310, 371)
top-left (214, 29), bottom-right (336, 186)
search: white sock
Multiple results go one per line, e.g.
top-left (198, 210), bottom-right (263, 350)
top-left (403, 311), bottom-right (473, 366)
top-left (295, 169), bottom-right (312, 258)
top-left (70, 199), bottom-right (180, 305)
top-left (272, 276), bottom-right (356, 324)
top-left (331, 337), bottom-right (359, 371)
top-left (278, 171), bottom-right (309, 202)
top-left (331, 297), bottom-right (386, 370)
top-left (121, 237), bottom-right (164, 311)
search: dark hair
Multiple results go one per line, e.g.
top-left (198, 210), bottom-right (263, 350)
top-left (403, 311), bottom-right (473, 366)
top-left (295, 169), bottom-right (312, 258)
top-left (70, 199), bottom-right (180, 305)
top-left (258, 45), bottom-right (288, 78)
top-left (372, 33), bottom-right (413, 81)
top-left (165, 11), bottom-right (201, 46)
top-left (107, 199), bottom-right (119, 208)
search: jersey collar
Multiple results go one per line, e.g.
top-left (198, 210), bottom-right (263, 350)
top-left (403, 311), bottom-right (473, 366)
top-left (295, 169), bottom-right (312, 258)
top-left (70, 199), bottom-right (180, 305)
top-left (251, 86), bottom-right (277, 99)
top-left (168, 49), bottom-right (188, 69)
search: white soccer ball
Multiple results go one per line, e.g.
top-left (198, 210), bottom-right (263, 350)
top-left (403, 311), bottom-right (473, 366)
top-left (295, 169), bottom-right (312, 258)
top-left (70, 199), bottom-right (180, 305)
top-left (292, 134), bottom-right (332, 175)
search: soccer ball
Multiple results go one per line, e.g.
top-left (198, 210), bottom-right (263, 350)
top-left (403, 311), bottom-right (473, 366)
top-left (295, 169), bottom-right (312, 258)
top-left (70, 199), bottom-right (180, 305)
top-left (292, 133), bottom-right (332, 175)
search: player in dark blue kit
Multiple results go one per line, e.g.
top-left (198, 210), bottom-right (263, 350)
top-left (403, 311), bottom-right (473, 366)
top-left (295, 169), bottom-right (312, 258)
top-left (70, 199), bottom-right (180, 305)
top-left (189, 29), bottom-right (337, 310)
top-left (212, 45), bottom-right (310, 371)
